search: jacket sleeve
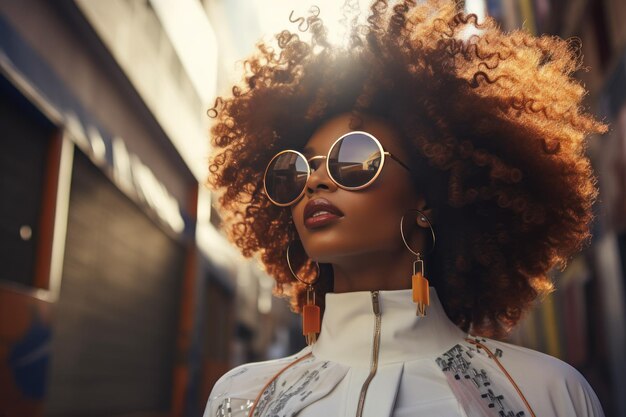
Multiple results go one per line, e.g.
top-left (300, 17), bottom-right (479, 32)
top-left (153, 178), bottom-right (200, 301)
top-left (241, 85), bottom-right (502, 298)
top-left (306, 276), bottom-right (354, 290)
top-left (201, 376), bottom-right (224, 417)
top-left (201, 364), bottom-right (252, 417)
top-left (544, 360), bottom-right (605, 417)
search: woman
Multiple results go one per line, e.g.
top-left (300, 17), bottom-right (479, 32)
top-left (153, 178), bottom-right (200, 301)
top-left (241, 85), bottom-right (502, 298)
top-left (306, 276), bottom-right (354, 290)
top-left (204, 0), bottom-right (608, 416)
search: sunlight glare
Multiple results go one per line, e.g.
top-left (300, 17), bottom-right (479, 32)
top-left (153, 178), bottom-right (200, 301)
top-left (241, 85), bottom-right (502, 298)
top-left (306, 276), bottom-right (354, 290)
top-left (256, 0), bottom-right (373, 48)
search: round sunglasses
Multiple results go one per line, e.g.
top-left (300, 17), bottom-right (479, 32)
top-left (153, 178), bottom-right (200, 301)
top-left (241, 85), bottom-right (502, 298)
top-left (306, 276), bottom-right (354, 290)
top-left (263, 131), bottom-right (411, 206)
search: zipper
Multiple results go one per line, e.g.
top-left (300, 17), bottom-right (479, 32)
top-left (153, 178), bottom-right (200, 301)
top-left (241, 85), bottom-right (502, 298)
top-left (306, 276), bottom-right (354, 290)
top-left (355, 290), bottom-right (382, 417)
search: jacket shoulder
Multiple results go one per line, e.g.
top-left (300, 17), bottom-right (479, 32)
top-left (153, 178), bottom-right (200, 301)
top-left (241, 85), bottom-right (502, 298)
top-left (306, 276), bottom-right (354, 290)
top-left (202, 346), bottom-right (312, 417)
top-left (466, 336), bottom-right (605, 417)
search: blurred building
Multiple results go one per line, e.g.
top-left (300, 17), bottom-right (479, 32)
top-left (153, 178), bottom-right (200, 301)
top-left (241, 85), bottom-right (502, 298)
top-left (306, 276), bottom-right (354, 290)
top-left (0, 1), bottom-right (295, 416)
top-left (486, 1), bottom-right (626, 416)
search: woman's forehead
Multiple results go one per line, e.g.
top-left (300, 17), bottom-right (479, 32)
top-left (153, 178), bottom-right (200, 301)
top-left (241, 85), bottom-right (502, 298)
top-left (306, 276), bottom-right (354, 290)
top-left (302, 115), bottom-right (353, 154)
top-left (302, 113), bottom-right (406, 156)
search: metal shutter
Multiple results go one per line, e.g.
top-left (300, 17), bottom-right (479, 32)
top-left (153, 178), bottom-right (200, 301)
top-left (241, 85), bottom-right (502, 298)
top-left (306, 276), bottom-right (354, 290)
top-left (45, 150), bottom-right (184, 417)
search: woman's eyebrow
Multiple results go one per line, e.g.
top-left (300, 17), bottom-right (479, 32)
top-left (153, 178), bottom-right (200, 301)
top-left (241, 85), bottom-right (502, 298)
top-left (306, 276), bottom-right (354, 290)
top-left (302, 146), bottom-right (315, 157)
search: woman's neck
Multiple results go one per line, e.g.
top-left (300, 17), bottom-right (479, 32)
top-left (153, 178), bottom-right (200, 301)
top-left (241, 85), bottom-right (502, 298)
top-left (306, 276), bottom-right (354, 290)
top-left (330, 247), bottom-right (418, 293)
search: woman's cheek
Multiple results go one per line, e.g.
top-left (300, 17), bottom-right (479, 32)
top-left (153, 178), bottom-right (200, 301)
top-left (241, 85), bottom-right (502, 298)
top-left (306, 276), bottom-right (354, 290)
top-left (348, 201), bottom-right (399, 247)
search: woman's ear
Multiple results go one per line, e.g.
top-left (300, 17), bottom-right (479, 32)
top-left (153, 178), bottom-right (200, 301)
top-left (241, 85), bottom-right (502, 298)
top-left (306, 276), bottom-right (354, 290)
top-left (413, 195), bottom-right (434, 228)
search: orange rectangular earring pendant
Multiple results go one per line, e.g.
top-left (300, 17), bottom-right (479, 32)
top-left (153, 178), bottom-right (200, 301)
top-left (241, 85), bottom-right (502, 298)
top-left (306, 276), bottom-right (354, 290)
top-left (302, 304), bottom-right (320, 344)
top-left (412, 271), bottom-right (430, 317)
top-left (302, 287), bottom-right (320, 345)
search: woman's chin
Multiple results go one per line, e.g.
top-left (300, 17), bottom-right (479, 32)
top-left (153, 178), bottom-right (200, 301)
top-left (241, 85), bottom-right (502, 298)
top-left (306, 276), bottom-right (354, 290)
top-left (303, 244), bottom-right (362, 264)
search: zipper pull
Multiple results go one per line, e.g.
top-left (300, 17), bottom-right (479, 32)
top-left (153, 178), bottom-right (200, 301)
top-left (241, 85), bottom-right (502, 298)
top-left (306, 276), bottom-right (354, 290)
top-left (371, 290), bottom-right (381, 315)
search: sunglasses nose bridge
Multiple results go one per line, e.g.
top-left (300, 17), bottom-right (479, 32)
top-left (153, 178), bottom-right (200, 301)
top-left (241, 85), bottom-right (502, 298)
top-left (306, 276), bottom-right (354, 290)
top-left (306, 155), bottom-right (328, 175)
top-left (307, 155), bottom-right (327, 163)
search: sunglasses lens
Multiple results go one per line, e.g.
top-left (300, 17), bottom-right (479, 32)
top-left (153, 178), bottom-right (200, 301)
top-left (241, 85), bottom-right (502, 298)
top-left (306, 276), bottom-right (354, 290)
top-left (328, 133), bottom-right (382, 188)
top-left (265, 151), bottom-right (309, 204)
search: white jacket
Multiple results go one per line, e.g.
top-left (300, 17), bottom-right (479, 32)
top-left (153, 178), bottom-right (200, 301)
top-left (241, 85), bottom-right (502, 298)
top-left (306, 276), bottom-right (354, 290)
top-left (203, 288), bottom-right (605, 417)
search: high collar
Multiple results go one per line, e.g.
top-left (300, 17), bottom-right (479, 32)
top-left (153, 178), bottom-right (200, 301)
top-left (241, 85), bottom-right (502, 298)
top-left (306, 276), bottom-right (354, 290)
top-left (311, 287), bottom-right (467, 367)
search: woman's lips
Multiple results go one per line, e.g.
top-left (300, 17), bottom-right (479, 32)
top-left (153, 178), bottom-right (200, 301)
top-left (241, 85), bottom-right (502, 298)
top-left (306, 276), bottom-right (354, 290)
top-left (305, 212), bottom-right (341, 229)
top-left (303, 198), bottom-right (344, 229)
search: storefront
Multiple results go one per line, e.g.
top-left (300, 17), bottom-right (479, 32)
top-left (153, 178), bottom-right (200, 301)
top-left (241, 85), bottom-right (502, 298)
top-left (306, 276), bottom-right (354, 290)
top-left (0, 3), bottom-right (221, 416)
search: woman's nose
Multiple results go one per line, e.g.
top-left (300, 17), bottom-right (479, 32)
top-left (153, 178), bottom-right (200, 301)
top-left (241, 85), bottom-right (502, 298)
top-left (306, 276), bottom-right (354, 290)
top-left (305, 159), bottom-right (338, 196)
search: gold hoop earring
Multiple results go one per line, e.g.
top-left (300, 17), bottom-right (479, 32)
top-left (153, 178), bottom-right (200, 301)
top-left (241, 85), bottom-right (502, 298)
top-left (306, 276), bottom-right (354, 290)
top-left (400, 209), bottom-right (436, 317)
top-left (287, 241), bottom-right (321, 345)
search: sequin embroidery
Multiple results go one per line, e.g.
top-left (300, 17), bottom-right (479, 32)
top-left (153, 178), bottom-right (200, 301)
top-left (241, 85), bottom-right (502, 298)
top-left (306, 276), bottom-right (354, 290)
top-left (436, 343), bottom-right (526, 417)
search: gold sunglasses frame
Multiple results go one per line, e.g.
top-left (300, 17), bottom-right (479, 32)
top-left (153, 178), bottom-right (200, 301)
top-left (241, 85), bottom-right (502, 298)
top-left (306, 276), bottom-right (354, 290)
top-left (263, 130), bottom-right (411, 207)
